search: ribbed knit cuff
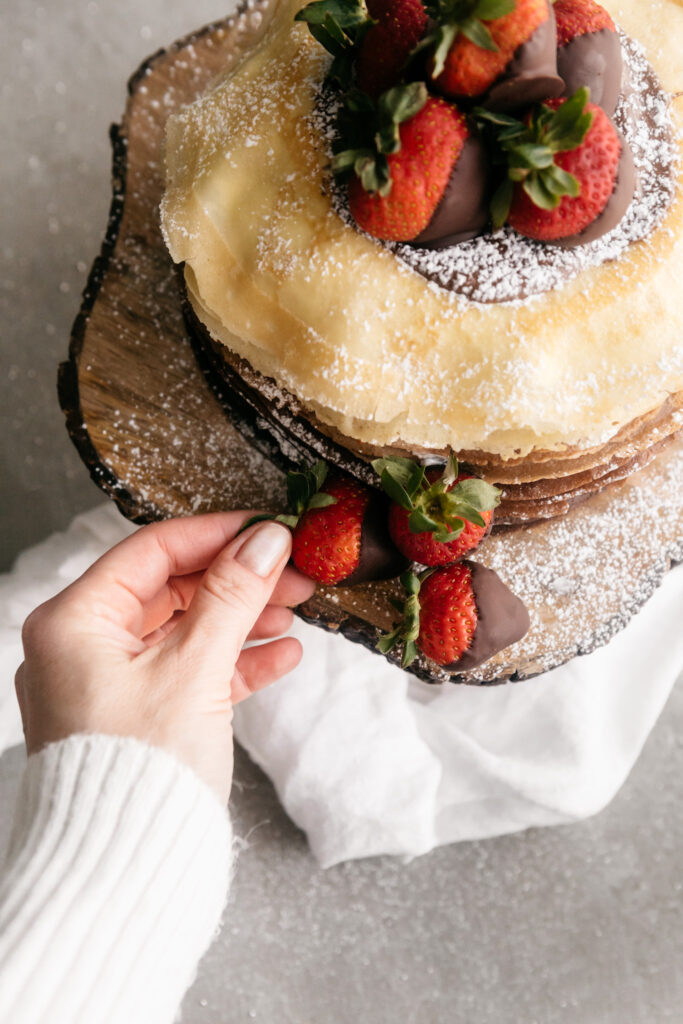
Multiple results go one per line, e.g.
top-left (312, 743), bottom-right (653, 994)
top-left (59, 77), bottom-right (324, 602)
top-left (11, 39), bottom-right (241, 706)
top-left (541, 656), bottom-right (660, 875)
top-left (0, 734), bottom-right (234, 1024)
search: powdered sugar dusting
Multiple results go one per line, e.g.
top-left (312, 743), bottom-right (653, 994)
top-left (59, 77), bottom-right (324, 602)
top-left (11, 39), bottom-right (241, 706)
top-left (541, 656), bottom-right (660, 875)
top-left (317, 32), bottom-right (679, 306)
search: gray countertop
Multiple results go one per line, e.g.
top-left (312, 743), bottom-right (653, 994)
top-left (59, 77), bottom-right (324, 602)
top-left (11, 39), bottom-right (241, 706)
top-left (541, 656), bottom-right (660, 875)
top-left (2, 2), bottom-right (682, 1020)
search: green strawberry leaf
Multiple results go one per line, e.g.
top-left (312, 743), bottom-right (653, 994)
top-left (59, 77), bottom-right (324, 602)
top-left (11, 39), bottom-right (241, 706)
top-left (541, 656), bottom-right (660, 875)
top-left (446, 502), bottom-right (486, 527)
top-left (294, 0), bottom-right (368, 30)
top-left (239, 512), bottom-right (277, 533)
top-left (286, 470), bottom-right (312, 513)
top-left (433, 520), bottom-right (465, 543)
top-left (377, 627), bottom-right (402, 654)
top-left (460, 15), bottom-right (498, 51)
top-left (508, 143), bottom-right (554, 171)
top-left (372, 457), bottom-right (425, 499)
top-left (379, 468), bottom-right (415, 511)
top-left (429, 23), bottom-right (459, 78)
top-left (274, 514), bottom-right (302, 528)
top-left (473, 0), bottom-right (515, 19)
top-left (408, 509), bottom-right (441, 534)
top-left (523, 173), bottom-right (560, 210)
top-left (311, 459), bottom-right (328, 492)
top-left (490, 177), bottom-right (514, 228)
top-left (307, 492), bottom-right (338, 510)
top-left (543, 163), bottom-right (581, 198)
top-left (402, 639), bottom-right (419, 668)
top-left (451, 477), bottom-right (501, 511)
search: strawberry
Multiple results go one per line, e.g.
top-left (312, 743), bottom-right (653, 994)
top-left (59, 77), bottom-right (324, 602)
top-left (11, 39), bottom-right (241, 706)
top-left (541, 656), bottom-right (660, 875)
top-left (420, 0), bottom-right (563, 109)
top-left (478, 87), bottom-right (634, 244)
top-left (295, 0), bottom-right (375, 89)
top-left (333, 85), bottom-right (489, 243)
top-left (554, 0), bottom-right (622, 114)
top-left (356, 0), bottom-right (428, 98)
top-left (555, 0), bottom-right (615, 46)
top-left (244, 461), bottom-right (408, 586)
top-left (378, 562), bottom-right (530, 669)
top-left (372, 454), bottom-right (500, 565)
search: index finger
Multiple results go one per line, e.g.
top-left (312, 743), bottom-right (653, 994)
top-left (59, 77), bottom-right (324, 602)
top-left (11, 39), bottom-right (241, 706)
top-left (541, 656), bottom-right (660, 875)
top-left (66, 512), bottom-right (257, 630)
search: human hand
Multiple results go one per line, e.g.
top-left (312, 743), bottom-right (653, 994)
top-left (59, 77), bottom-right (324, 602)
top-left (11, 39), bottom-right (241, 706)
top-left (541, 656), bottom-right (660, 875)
top-left (15, 513), bottom-right (315, 802)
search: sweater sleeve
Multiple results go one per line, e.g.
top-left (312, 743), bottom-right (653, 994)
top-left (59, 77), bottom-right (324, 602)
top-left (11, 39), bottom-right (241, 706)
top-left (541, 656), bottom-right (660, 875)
top-left (0, 734), bottom-right (235, 1024)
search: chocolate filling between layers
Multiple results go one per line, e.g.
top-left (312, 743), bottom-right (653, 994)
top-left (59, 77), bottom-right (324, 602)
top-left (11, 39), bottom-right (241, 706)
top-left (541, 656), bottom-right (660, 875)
top-left (558, 27), bottom-right (623, 115)
top-left (443, 561), bottom-right (530, 671)
top-left (483, 2), bottom-right (564, 112)
top-left (342, 490), bottom-right (410, 586)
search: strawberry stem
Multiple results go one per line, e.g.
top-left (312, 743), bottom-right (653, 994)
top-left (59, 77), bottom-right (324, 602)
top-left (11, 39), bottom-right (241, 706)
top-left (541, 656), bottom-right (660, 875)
top-left (475, 87), bottom-right (594, 227)
top-left (332, 83), bottom-right (428, 195)
top-left (417, 0), bottom-right (517, 77)
top-left (371, 454), bottom-right (500, 541)
top-left (377, 570), bottom-right (424, 667)
top-left (240, 460), bottom-right (337, 534)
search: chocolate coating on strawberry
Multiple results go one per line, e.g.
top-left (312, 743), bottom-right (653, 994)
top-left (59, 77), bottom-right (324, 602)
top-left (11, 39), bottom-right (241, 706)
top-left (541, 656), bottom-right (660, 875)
top-left (343, 491), bottom-right (410, 585)
top-left (411, 134), bottom-right (491, 248)
top-left (482, 2), bottom-right (564, 112)
top-left (557, 30), bottom-right (622, 115)
top-left (427, 0), bottom-right (563, 111)
top-left (291, 473), bottom-right (407, 586)
top-left (554, 131), bottom-right (636, 248)
top-left (445, 561), bottom-right (530, 670)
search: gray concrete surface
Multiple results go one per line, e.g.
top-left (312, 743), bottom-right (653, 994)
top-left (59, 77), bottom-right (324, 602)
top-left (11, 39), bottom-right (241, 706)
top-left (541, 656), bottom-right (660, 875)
top-left (2, 1), bottom-right (682, 1021)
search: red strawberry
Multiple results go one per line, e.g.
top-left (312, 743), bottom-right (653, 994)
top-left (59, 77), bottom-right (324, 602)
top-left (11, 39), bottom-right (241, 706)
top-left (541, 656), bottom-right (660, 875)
top-left (555, 0), bottom-right (615, 45)
top-left (292, 474), bottom-right (408, 585)
top-left (478, 87), bottom-right (635, 245)
top-left (244, 461), bottom-right (408, 586)
top-left (334, 85), bottom-right (489, 244)
top-left (554, 0), bottom-right (622, 114)
top-left (372, 455), bottom-right (500, 566)
top-left (378, 562), bottom-right (530, 669)
top-left (422, 0), bottom-right (563, 110)
top-left (356, 0), bottom-right (428, 98)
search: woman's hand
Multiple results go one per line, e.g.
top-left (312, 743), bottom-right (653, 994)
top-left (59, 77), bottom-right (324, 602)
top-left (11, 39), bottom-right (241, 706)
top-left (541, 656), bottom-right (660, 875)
top-left (14, 513), bottom-right (315, 802)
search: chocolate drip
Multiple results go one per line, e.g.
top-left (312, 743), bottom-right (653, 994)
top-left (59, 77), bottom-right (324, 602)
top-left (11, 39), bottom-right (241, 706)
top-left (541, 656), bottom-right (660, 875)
top-left (342, 490), bottom-right (409, 586)
top-left (444, 561), bottom-right (530, 671)
top-left (558, 27), bottom-right (623, 115)
top-left (554, 134), bottom-right (637, 248)
top-left (412, 135), bottom-right (490, 249)
top-left (484, 2), bottom-right (564, 112)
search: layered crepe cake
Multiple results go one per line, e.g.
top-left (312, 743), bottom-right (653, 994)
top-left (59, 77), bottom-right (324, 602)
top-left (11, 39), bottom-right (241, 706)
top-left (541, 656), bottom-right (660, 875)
top-left (160, 0), bottom-right (683, 526)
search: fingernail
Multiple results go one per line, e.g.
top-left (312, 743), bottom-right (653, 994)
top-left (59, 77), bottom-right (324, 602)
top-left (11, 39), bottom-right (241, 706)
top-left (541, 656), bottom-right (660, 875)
top-left (235, 522), bottom-right (291, 578)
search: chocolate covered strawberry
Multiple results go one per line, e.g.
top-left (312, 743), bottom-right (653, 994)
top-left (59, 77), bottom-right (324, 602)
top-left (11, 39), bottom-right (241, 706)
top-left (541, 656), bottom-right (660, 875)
top-left (420, 0), bottom-right (563, 111)
top-left (356, 0), bottom-right (428, 97)
top-left (372, 455), bottom-right (500, 565)
top-left (245, 461), bottom-right (408, 586)
top-left (378, 562), bottom-right (529, 669)
top-left (295, 0), bottom-right (375, 88)
top-left (333, 84), bottom-right (490, 245)
top-left (554, 0), bottom-right (622, 115)
top-left (478, 87), bottom-right (636, 245)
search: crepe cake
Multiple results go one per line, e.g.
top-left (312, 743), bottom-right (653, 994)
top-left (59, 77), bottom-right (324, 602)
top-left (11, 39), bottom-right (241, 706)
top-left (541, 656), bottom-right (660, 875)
top-left (160, 0), bottom-right (683, 526)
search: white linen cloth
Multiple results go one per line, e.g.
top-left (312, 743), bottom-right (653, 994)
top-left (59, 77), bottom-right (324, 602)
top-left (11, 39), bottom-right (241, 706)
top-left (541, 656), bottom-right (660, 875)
top-left (1, 503), bottom-right (682, 868)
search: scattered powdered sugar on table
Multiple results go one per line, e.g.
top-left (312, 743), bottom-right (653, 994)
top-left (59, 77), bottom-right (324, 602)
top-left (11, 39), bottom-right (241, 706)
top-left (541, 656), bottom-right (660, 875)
top-left (316, 32), bottom-right (679, 305)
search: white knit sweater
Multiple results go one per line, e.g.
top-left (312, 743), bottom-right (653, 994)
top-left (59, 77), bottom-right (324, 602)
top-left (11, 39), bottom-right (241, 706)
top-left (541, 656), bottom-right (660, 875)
top-left (0, 735), bottom-right (234, 1024)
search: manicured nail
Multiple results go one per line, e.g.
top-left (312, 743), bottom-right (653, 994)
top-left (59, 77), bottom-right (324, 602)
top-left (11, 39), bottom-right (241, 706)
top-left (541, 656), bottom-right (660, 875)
top-left (235, 522), bottom-right (291, 578)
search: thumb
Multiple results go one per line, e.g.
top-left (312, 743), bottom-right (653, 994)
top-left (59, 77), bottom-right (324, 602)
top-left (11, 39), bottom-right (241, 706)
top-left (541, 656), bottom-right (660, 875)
top-left (163, 520), bottom-right (293, 672)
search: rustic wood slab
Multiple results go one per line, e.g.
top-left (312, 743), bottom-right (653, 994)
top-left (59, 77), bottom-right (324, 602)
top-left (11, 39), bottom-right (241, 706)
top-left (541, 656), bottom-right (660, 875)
top-left (58, 5), bottom-right (683, 686)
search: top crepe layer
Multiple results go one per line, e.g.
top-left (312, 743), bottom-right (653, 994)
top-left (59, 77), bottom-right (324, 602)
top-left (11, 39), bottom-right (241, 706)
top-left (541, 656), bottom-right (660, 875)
top-left (161, 0), bottom-right (683, 461)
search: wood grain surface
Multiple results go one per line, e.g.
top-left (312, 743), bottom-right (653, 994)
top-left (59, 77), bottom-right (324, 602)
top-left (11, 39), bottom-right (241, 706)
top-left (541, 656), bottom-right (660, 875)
top-left (58, 4), bottom-right (683, 686)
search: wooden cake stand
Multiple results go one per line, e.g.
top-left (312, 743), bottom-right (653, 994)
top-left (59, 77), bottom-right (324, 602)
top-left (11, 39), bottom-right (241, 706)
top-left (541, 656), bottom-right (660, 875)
top-left (58, 10), bottom-right (683, 686)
